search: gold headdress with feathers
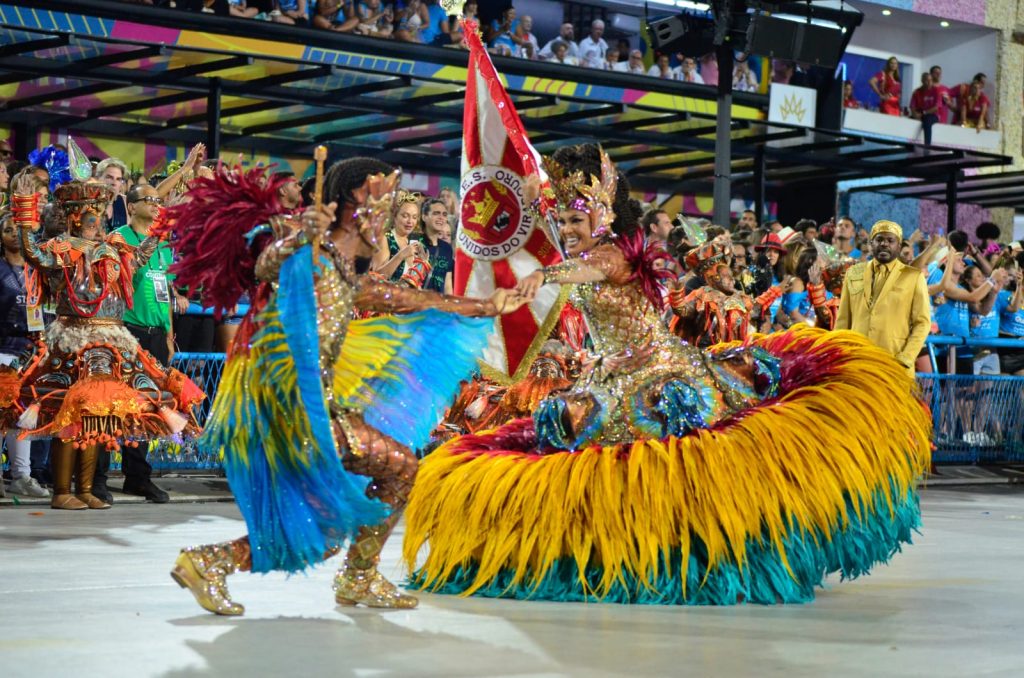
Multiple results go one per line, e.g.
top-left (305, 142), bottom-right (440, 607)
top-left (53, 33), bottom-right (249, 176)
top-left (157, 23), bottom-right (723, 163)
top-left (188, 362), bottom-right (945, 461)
top-left (542, 146), bottom-right (618, 237)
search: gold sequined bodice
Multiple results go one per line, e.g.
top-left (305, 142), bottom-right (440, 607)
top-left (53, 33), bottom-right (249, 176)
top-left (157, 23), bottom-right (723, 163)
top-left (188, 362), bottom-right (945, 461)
top-left (313, 245), bottom-right (356, 376)
top-left (542, 244), bottom-right (758, 445)
top-left (570, 281), bottom-right (674, 356)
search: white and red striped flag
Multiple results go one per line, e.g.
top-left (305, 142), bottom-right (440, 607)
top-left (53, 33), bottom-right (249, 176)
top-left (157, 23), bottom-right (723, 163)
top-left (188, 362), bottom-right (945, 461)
top-left (455, 19), bottom-right (565, 382)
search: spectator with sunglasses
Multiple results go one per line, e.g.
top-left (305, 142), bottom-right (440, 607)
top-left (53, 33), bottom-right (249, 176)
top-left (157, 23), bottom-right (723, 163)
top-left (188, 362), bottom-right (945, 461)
top-left (104, 183), bottom-right (186, 504)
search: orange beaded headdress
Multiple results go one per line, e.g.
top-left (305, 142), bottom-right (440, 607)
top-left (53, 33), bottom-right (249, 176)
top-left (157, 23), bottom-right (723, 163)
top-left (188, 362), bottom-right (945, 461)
top-left (684, 237), bottom-right (733, 280)
top-left (53, 180), bottom-right (114, 236)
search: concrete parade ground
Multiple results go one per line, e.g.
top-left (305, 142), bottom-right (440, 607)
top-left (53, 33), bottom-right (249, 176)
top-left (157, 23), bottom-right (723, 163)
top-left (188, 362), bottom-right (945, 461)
top-left (2, 484), bottom-right (1024, 678)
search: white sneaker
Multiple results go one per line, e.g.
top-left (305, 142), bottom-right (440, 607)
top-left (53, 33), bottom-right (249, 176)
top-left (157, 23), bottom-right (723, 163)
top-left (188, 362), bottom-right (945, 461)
top-left (8, 475), bottom-right (51, 498)
top-left (962, 431), bottom-right (998, 447)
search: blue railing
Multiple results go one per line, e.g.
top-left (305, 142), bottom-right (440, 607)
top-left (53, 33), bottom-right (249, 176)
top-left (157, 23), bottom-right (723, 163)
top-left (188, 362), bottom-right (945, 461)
top-left (924, 335), bottom-right (1024, 374)
top-left (919, 336), bottom-right (1024, 463)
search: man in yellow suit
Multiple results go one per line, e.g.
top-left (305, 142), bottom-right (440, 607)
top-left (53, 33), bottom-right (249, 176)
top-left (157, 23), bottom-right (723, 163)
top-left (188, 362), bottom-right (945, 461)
top-left (835, 219), bottom-right (931, 373)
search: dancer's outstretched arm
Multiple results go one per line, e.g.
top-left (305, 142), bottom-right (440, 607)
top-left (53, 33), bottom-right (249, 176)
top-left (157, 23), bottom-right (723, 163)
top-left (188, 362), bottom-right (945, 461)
top-left (516, 244), bottom-right (630, 300)
top-left (354, 277), bottom-right (522, 317)
top-left (10, 182), bottom-right (57, 271)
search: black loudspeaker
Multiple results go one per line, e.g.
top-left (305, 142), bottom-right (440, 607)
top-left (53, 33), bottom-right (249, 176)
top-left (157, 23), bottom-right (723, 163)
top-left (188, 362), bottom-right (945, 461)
top-left (745, 13), bottom-right (846, 68)
top-left (648, 13), bottom-right (717, 56)
top-left (648, 15), bottom-right (689, 51)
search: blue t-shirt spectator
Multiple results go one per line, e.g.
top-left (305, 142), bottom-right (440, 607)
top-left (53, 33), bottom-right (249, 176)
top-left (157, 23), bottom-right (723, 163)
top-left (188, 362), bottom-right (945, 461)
top-left (313, 0), bottom-right (349, 24)
top-left (935, 289), bottom-right (972, 358)
top-left (970, 304), bottom-right (1000, 339)
top-left (996, 289), bottom-right (1024, 336)
top-left (420, 2), bottom-right (448, 45)
top-left (782, 290), bottom-right (811, 320)
top-left (490, 18), bottom-right (519, 55)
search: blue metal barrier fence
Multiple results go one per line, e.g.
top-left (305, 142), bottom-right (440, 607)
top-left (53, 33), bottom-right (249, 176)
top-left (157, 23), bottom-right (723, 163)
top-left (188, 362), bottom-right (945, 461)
top-left (921, 335), bottom-right (1024, 463)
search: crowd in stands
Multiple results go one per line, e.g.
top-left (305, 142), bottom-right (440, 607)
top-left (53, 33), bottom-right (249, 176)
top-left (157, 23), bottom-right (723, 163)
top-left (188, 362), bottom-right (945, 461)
top-left (647, 210), bottom-right (1023, 378)
top-left (114, 0), bottom-right (1000, 135)
top-left (843, 58), bottom-right (992, 139)
top-left (105, 0), bottom-right (800, 94)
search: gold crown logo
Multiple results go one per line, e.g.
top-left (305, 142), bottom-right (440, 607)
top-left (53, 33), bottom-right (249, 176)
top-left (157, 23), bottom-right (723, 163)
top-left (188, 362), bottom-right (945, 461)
top-left (466, 182), bottom-right (501, 230)
top-left (779, 93), bottom-right (807, 123)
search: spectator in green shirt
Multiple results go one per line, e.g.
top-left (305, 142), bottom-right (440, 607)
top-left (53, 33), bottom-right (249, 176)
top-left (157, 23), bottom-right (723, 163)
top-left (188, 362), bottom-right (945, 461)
top-left (116, 184), bottom-right (188, 357)
top-left (99, 183), bottom-right (188, 504)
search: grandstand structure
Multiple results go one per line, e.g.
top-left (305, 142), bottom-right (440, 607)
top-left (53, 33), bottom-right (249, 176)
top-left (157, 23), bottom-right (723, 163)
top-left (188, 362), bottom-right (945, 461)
top-left (0, 0), bottom-right (1015, 226)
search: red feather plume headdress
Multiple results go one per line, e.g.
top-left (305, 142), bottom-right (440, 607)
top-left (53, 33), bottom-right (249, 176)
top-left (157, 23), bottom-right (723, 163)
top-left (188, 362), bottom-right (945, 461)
top-left (167, 164), bottom-right (286, 319)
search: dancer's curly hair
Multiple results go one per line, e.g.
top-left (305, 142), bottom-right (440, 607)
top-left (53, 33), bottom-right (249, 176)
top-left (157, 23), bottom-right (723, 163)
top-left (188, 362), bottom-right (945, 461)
top-left (323, 156), bottom-right (395, 218)
top-left (794, 245), bottom-right (819, 283)
top-left (550, 143), bottom-right (641, 236)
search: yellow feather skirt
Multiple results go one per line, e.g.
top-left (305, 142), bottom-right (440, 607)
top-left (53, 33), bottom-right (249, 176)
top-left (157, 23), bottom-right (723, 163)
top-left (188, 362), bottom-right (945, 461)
top-left (403, 327), bottom-right (932, 604)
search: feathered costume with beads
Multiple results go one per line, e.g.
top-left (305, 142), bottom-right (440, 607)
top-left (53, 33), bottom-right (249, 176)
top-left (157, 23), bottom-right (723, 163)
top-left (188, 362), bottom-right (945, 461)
top-left (1, 180), bottom-right (204, 451)
top-left (168, 166), bottom-right (492, 573)
top-left (403, 222), bottom-right (931, 607)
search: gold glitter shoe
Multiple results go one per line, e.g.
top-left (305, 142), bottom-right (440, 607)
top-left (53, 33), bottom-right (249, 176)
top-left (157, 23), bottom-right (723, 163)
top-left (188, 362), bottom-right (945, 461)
top-left (75, 493), bottom-right (111, 510)
top-left (333, 560), bottom-right (419, 609)
top-left (51, 493), bottom-right (88, 510)
top-left (171, 546), bottom-right (245, 616)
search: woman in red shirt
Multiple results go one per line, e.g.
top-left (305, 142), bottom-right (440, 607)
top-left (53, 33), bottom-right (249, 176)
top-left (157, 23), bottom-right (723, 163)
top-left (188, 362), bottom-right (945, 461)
top-left (869, 56), bottom-right (902, 115)
top-left (960, 79), bottom-right (990, 132)
top-left (842, 80), bottom-right (860, 109)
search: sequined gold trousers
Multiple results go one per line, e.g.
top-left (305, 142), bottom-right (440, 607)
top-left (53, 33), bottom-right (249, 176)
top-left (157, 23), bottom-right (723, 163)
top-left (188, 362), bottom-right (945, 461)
top-left (213, 413), bottom-right (417, 573)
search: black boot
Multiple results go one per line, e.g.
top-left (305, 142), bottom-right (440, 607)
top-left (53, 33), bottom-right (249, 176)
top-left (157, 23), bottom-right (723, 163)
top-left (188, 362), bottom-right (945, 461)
top-left (92, 449), bottom-right (114, 505)
top-left (122, 477), bottom-right (170, 503)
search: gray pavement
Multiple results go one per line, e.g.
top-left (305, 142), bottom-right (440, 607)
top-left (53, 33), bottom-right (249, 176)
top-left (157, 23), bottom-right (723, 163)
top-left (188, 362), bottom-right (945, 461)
top-left (3, 486), bottom-right (1024, 677)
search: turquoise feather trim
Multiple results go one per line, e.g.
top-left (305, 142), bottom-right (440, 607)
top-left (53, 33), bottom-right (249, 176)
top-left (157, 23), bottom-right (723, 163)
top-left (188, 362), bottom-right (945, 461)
top-left (202, 246), bottom-right (389, 574)
top-left (278, 245), bottom-right (336, 465)
top-left (351, 309), bottom-right (493, 451)
top-left (408, 481), bottom-right (920, 604)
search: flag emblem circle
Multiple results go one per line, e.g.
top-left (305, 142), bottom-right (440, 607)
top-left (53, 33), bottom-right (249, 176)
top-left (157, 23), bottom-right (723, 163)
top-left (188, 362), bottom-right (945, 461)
top-left (458, 166), bottom-right (536, 261)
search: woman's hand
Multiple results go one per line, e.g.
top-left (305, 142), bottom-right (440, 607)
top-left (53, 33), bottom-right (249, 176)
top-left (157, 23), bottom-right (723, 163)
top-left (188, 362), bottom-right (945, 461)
top-left (523, 174), bottom-right (541, 204)
top-left (490, 288), bottom-right (529, 315)
top-left (184, 142), bottom-right (206, 170)
top-left (300, 201), bottom-right (338, 242)
top-left (515, 270), bottom-right (545, 301)
top-left (11, 172), bottom-right (41, 197)
top-left (807, 262), bottom-right (823, 286)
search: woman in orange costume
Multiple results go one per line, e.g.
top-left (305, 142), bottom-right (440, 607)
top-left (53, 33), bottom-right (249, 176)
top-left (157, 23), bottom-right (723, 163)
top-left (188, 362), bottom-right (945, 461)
top-left (6, 173), bottom-right (202, 510)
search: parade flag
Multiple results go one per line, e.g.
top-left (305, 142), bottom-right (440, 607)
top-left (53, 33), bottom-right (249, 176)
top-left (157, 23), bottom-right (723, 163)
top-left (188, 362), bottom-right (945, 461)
top-left (455, 18), bottom-right (565, 383)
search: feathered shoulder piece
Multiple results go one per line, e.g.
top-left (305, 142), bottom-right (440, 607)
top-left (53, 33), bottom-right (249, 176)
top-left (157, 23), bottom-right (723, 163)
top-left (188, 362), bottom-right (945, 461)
top-left (167, 164), bottom-right (286, 318)
top-left (615, 230), bottom-right (675, 310)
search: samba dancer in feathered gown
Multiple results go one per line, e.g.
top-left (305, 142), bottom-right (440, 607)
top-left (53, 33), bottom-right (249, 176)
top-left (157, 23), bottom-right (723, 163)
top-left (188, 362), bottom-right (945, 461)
top-left (403, 143), bottom-right (932, 605)
top-left (169, 159), bottom-right (525, 615)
